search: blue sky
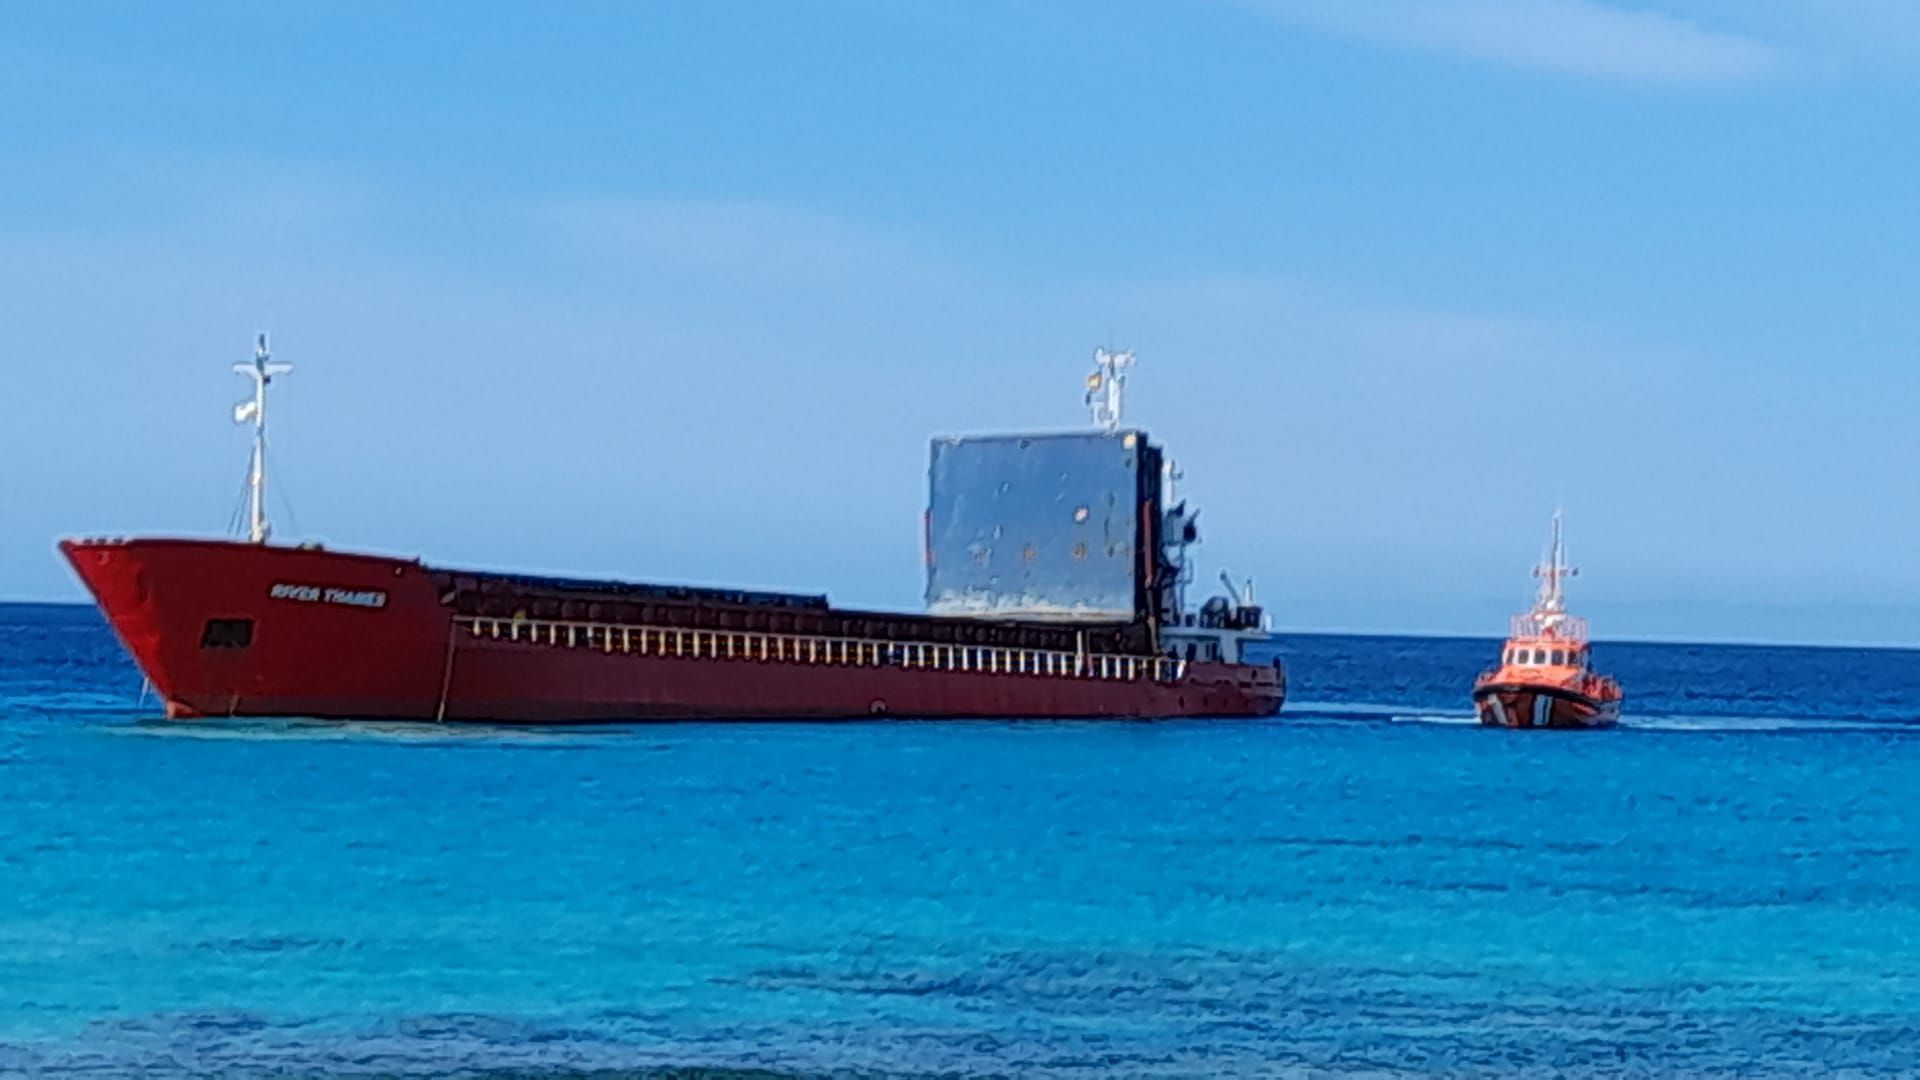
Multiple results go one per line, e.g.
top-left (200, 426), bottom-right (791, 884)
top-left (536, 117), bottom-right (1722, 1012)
top-left (3, 1), bottom-right (1919, 643)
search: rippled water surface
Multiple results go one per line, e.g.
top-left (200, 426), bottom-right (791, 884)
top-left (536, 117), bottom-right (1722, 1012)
top-left (3, 603), bottom-right (1918, 1075)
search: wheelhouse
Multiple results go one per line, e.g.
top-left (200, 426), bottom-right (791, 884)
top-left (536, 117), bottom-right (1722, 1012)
top-left (1501, 642), bottom-right (1591, 670)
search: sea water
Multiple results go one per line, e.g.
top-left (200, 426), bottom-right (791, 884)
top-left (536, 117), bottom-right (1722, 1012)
top-left (2, 602), bottom-right (1917, 1076)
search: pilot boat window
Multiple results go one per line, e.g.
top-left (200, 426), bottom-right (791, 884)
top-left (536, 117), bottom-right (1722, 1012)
top-left (1551, 649), bottom-right (1567, 665)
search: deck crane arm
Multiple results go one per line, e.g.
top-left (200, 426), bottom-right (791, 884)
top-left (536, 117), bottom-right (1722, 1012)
top-left (1219, 570), bottom-right (1244, 608)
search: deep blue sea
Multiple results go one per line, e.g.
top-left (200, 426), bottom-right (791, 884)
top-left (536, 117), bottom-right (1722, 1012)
top-left (3, 601), bottom-right (1918, 1077)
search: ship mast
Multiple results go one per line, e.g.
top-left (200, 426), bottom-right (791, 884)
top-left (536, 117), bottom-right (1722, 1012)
top-left (1532, 510), bottom-right (1576, 619)
top-left (232, 333), bottom-right (294, 544)
top-left (1084, 347), bottom-right (1135, 432)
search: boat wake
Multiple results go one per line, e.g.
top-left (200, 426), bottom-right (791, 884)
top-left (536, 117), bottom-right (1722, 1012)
top-left (1619, 713), bottom-right (1902, 734)
top-left (1284, 700), bottom-right (1431, 723)
top-left (1320, 703), bottom-right (1910, 734)
top-left (1389, 712), bottom-right (1480, 726)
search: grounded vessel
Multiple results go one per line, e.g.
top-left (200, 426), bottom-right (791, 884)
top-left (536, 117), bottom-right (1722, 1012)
top-left (64, 341), bottom-right (1286, 723)
top-left (1472, 513), bottom-right (1622, 730)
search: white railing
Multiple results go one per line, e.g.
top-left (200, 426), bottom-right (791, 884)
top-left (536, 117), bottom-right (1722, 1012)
top-left (454, 615), bottom-right (1190, 684)
top-left (1509, 612), bottom-right (1589, 642)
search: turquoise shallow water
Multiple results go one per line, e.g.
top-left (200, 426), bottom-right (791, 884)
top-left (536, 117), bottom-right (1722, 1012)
top-left (3, 602), bottom-right (1919, 1075)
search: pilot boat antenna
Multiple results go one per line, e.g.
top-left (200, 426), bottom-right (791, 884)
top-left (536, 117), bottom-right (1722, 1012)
top-left (1531, 510), bottom-right (1577, 624)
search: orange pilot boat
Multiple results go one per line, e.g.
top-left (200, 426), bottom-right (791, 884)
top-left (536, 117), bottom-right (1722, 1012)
top-left (1473, 513), bottom-right (1623, 730)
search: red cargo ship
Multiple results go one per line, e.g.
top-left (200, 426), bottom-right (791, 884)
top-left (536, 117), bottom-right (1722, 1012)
top-left (1472, 513), bottom-right (1623, 730)
top-left (64, 342), bottom-right (1285, 723)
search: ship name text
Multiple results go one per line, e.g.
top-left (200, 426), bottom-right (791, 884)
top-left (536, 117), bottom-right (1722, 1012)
top-left (269, 583), bottom-right (389, 610)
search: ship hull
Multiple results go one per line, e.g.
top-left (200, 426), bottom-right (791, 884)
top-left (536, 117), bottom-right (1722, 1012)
top-left (1473, 683), bottom-right (1620, 730)
top-left (62, 538), bottom-right (1285, 723)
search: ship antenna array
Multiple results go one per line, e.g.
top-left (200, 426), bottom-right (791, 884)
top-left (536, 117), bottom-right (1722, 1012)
top-left (232, 332), bottom-right (294, 544)
top-left (1532, 509), bottom-right (1577, 615)
top-left (1084, 347), bottom-right (1135, 432)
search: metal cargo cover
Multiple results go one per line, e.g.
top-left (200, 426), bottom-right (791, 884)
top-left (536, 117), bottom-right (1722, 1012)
top-left (924, 430), bottom-right (1149, 621)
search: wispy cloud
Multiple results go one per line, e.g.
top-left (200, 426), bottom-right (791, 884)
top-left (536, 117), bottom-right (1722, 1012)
top-left (1240, 0), bottom-right (1778, 85)
top-left (1679, 0), bottom-right (1920, 76)
top-left (532, 198), bottom-right (946, 290)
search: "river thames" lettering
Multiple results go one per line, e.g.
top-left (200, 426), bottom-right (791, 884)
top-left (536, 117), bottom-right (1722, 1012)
top-left (268, 583), bottom-right (388, 609)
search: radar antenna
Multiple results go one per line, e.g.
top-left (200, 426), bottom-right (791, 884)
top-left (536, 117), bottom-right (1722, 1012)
top-left (232, 332), bottom-right (294, 544)
top-left (1084, 347), bottom-right (1135, 432)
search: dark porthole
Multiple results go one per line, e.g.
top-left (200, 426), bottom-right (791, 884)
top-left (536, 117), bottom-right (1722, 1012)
top-left (200, 618), bottom-right (254, 649)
